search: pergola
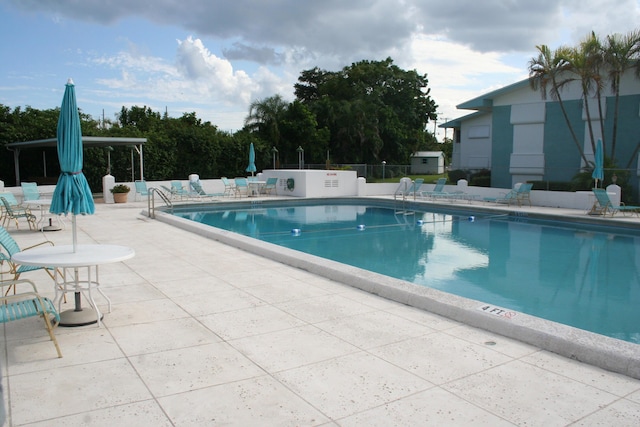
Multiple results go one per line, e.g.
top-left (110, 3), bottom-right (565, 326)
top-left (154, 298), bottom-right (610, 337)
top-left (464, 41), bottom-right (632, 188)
top-left (6, 136), bottom-right (146, 185)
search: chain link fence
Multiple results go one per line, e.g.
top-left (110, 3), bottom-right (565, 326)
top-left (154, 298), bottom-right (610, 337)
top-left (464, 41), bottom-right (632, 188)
top-left (280, 163), bottom-right (412, 180)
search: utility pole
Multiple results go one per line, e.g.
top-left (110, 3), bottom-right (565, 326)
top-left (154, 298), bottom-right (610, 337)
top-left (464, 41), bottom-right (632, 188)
top-left (433, 112), bottom-right (442, 141)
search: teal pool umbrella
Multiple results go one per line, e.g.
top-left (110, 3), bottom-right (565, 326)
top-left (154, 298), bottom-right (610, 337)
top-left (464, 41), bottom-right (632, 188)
top-left (50, 79), bottom-right (95, 252)
top-left (246, 142), bottom-right (257, 176)
top-left (591, 138), bottom-right (604, 188)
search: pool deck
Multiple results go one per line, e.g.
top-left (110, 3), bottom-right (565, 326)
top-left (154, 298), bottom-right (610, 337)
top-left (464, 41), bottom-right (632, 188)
top-left (2, 196), bottom-right (640, 426)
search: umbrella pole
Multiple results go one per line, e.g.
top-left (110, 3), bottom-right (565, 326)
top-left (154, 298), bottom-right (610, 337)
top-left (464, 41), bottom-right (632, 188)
top-left (72, 215), bottom-right (77, 253)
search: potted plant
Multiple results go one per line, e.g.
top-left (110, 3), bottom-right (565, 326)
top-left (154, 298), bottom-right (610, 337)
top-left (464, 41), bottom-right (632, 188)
top-left (110, 184), bottom-right (130, 203)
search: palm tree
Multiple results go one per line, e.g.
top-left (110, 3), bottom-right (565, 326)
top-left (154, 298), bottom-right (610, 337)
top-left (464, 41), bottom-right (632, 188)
top-left (567, 32), bottom-right (604, 156)
top-left (244, 95), bottom-right (289, 147)
top-left (529, 45), bottom-right (589, 165)
top-left (604, 30), bottom-right (640, 162)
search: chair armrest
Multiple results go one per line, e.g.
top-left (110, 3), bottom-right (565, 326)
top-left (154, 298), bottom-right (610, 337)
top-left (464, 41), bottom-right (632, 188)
top-left (0, 279), bottom-right (38, 294)
top-left (22, 240), bottom-right (54, 251)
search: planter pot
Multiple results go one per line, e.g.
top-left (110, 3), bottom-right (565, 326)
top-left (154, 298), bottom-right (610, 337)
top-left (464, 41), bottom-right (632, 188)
top-left (113, 193), bottom-right (129, 203)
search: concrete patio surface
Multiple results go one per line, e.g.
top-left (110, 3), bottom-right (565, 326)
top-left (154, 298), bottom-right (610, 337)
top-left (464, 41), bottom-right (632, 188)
top-left (1, 197), bottom-right (640, 426)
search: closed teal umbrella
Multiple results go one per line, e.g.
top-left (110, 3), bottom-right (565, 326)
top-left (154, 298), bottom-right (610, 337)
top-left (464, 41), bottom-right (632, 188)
top-left (246, 142), bottom-right (257, 176)
top-left (50, 79), bottom-right (95, 251)
top-left (591, 139), bottom-right (604, 188)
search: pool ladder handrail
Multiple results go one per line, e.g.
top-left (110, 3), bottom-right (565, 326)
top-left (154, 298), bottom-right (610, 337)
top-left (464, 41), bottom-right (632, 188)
top-left (148, 187), bottom-right (173, 218)
top-left (393, 180), bottom-right (415, 216)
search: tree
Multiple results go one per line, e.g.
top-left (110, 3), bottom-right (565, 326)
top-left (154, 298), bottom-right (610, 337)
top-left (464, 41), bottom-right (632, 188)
top-left (567, 32), bottom-right (604, 155)
top-left (278, 101), bottom-right (329, 166)
top-left (528, 45), bottom-right (589, 165)
top-left (604, 30), bottom-right (640, 162)
top-left (244, 95), bottom-right (288, 148)
top-left (295, 58), bottom-right (437, 165)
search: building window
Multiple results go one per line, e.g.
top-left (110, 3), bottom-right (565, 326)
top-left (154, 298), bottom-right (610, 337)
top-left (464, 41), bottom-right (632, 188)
top-left (421, 159), bottom-right (428, 164)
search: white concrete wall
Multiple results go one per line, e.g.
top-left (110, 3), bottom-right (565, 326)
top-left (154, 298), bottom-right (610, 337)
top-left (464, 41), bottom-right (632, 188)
top-left (4, 174), bottom-right (624, 212)
top-left (260, 169), bottom-right (358, 197)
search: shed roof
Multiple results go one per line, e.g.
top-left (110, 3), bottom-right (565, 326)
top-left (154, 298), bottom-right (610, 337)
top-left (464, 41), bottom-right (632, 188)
top-left (412, 151), bottom-right (444, 157)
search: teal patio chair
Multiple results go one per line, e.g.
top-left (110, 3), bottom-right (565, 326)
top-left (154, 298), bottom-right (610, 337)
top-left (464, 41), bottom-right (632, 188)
top-left (0, 279), bottom-right (62, 358)
top-left (0, 225), bottom-right (57, 281)
top-left (134, 180), bottom-right (150, 201)
top-left (515, 183), bottom-right (533, 207)
top-left (170, 181), bottom-right (189, 200)
top-left (0, 225), bottom-right (62, 298)
top-left (221, 177), bottom-right (235, 197)
top-left (262, 177), bottom-right (278, 195)
top-left (21, 182), bottom-right (41, 201)
top-left (0, 197), bottom-right (36, 230)
top-left (0, 192), bottom-right (30, 226)
top-left (234, 178), bottom-right (249, 198)
top-left (591, 188), bottom-right (640, 217)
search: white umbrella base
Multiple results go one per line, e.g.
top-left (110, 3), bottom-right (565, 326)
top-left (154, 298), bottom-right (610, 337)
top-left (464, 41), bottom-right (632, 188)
top-left (59, 307), bottom-right (103, 327)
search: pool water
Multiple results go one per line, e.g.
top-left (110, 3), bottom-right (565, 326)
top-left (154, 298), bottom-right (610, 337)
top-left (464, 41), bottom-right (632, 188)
top-left (176, 203), bottom-right (640, 344)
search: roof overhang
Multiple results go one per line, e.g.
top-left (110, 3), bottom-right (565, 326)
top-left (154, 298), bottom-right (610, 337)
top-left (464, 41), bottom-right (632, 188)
top-left (455, 78), bottom-right (531, 111)
top-left (6, 136), bottom-right (146, 150)
top-left (6, 136), bottom-right (147, 185)
top-left (439, 111), bottom-right (487, 129)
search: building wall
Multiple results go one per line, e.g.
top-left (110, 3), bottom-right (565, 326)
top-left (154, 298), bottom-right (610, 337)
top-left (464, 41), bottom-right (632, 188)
top-left (509, 102), bottom-right (546, 186)
top-left (543, 99), bottom-right (584, 182)
top-left (452, 71), bottom-right (640, 197)
top-left (490, 106), bottom-right (513, 188)
top-left (452, 113), bottom-right (492, 171)
top-left (410, 156), bottom-right (444, 174)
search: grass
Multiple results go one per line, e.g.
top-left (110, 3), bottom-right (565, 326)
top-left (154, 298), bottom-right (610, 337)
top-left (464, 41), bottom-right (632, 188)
top-left (372, 174), bottom-right (446, 184)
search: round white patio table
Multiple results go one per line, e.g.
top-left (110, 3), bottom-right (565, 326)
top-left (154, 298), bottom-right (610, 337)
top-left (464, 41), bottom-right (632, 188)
top-left (22, 199), bottom-right (62, 231)
top-left (247, 180), bottom-right (266, 197)
top-left (11, 244), bottom-right (135, 327)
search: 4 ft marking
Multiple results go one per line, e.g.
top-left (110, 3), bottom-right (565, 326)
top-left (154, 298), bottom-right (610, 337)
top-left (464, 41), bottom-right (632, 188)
top-left (479, 305), bottom-right (517, 319)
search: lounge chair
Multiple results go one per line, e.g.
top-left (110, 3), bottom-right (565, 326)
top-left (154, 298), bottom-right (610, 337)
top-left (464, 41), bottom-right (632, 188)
top-left (484, 183), bottom-right (532, 207)
top-left (262, 177), bottom-right (278, 195)
top-left (160, 185), bottom-right (175, 199)
top-left (189, 180), bottom-right (221, 199)
top-left (234, 178), bottom-right (249, 198)
top-left (171, 181), bottom-right (189, 200)
top-left (514, 183), bottom-right (533, 207)
top-left (221, 177), bottom-right (235, 197)
top-left (420, 178), bottom-right (464, 200)
top-left (134, 180), bottom-right (150, 201)
top-left (21, 182), bottom-right (41, 201)
top-left (591, 188), bottom-right (640, 217)
top-left (0, 279), bottom-right (62, 358)
top-left (395, 178), bottom-right (424, 200)
top-left (0, 196), bottom-right (36, 230)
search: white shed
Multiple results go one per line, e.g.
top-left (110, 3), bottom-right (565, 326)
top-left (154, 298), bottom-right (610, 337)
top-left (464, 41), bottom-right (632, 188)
top-left (410, 151), bottom-right (445, 174)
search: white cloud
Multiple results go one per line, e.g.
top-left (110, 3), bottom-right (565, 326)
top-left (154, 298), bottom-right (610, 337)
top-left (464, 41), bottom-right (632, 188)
top-left (2, 0), bottom-right (640, 131)
top-left (403, 34), bottom-right (527, 125)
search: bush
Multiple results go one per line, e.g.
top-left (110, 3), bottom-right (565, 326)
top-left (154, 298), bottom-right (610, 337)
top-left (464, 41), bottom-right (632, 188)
top-left (470, 175), bottom-right (491, 187)
top-left (469, 169), bottom-right (491, 187)
top-left (110, 184), bottom-right (130, 194)
top-left (448, 169), bottom-right (467, 183)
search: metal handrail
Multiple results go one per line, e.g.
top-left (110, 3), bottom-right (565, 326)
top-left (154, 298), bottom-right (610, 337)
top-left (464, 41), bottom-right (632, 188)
top-left (394, 180), bottom-right (416, 216)
top-left (148, 187), bottom-right (172, 218)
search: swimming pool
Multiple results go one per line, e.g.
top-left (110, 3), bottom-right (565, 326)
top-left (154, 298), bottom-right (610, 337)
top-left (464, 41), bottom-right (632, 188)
top-left (172, 199), bottom-right (640, 345)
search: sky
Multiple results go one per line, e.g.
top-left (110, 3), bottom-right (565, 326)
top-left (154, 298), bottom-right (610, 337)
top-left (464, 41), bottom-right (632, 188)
top-left (1, 0), bottom-right (639, 138)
